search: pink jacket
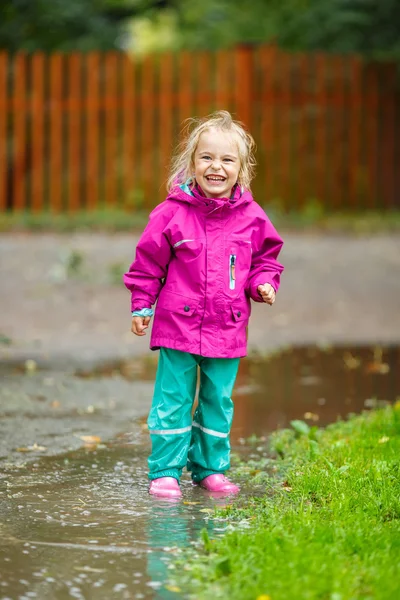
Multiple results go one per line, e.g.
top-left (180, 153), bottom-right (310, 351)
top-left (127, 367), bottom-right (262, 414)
top-left (124, 184), bottom-right (284, 358)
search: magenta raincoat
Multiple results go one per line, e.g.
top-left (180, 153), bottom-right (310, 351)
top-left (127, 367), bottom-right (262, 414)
top-left (124, 184), bottom-right (284, 358)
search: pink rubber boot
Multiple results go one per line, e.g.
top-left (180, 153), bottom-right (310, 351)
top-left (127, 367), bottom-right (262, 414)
top-left (149, 477), bottom-right (182, 499)
top-left (198, 474), bottom-right (240, 494)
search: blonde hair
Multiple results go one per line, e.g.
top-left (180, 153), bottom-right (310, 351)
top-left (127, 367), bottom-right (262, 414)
top-left (167, 110), bottom-right (256, 192)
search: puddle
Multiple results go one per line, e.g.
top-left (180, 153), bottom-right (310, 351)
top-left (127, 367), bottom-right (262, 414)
top-left (1, 344), bottom-right (399, 599)
top-left (1, 435), bottom-right (257, 600)
top-left (231, 344), bottom-right (399, 440)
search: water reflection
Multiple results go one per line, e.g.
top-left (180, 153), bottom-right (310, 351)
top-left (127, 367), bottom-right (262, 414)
top-left (232, 345), bottom-right (399, 439)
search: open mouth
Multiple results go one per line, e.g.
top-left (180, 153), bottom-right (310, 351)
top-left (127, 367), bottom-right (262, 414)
top-left (205, 175), bottom-right (226, 182)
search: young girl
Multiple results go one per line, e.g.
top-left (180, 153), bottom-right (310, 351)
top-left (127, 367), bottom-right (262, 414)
top-left (124, 111), bottom-right (284, 498)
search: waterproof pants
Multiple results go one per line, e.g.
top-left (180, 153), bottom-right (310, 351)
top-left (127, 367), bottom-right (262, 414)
top-left (147, 348), bottom-right (240, 482)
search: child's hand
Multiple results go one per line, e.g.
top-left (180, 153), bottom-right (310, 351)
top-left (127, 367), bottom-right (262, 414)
top-left (131, 316), bottom-right (152, 336)
top-left (258, 283), bottom-right (276, 305)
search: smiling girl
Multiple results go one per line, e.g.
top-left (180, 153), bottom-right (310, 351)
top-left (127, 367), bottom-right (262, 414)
top-left (124, 111), bottom-right (284, 498)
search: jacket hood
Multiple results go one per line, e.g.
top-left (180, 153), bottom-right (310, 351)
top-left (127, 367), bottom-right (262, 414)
top-left (165, 182), bottom-right (254, 212)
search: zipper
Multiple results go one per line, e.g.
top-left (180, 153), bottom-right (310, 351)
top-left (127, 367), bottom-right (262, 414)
top-left (229, 254), bottom-right (236, 290)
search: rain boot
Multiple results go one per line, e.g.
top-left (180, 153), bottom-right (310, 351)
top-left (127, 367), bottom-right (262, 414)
top-left (149, 477), bottom-right (182, 498)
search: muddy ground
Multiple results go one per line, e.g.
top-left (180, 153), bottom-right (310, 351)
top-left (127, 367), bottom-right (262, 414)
top-left (1, 232), bottom-right (399, 467)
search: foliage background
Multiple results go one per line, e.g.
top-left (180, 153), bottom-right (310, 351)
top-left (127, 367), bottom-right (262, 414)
top-left (1, 0), bottom-right (399, 59)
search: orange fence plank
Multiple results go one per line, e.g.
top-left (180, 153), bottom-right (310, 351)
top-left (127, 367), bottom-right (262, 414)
top-left (365, 65), bottom-right (379, 209)
top-left (85, 53), bottom-right (100, 210)
top-left (196, 52), bottom-right (212, 115)
top-left (348, 57), bottom-right (362, 209)
top-left (331, 56), bottom-right (346, 210)
top-left (68, 54), bottom-right (81, 212)
top-left (295, 53), bottom-right (308, 208)
top-left (380, 64), bottom-right (396, 208)
top-left (104, 53), bottom-right (118, 208)
top-left (178, 52), bottom-right (192, 127)
top-left (159, 53), bottom-right (173, 203)
top-left (260, 46), bottom-right (277, 203)
top-left (278, 51), bottom-right (292, 209)
top-left (215, 50), bottom-right (230, 111)
top-left (12, 54), bottom-right (27, 211)
top-left (141, 55), bottom-right (154, 207)
top-left (314, 54), bottom-right (328, 208)
top-left (31, 53), bottom-right (45, 212)
top-left (0, 53), bottom-right (7, 211)
top-left (122, 54), bottom-right (135, 209)
top-left (234, 46), bottom-right (252, 129)
top-left (49, 54), bottom-right (63, 213)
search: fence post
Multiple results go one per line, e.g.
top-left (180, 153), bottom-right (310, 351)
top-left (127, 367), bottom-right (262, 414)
top-left (0, 53), bottom-right (7, 211)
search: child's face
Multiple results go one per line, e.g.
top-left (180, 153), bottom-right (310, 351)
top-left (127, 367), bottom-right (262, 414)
top-left (193, 128), bottom-right (241, 199)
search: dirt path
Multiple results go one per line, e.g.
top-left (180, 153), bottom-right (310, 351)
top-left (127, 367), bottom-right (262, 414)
top-left (1, 232), bottom-right (400, 367)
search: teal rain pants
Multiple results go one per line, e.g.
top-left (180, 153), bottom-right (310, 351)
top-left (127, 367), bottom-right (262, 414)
top-left (147, 348), bottom-right (240, 482)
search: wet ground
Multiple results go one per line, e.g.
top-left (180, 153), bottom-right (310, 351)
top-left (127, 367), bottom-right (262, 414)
top-left (1, 344), bottom-right (399, 600)
top-left (1, 232), bottom-right (400, 598)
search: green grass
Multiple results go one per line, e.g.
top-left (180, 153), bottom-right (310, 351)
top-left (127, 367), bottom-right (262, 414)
top-left (1, 206), bottom-right (400, 234)
top-left (0, 209), bottom-right (149, 232)
top-left (170, 404), bottom-right (400, 600)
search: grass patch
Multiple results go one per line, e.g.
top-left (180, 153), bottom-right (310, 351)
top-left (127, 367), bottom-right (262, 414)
top-left (170, 404), bottom-right (400, 600)
top-left (0, 206), bottom-right (400, 234)
top-left (0, 209), bottom-right (149, 233)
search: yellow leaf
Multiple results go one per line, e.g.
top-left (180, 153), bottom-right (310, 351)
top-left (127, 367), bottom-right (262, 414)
top-left (256, 595), bottom-right (272, 600)
top-left (378, 436), bottom-right (390, 444)
top-left (183, 501), bottom-right (200, 505)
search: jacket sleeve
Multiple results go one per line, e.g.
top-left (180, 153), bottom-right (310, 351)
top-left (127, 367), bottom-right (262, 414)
top-left (123, 203), bottom-right (174, 312)
top-left (245, 213), bottom-right (284, 303)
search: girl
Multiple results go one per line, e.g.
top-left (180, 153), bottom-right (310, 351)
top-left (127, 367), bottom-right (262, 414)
top-left (124, 111), bottom-right (284, 498)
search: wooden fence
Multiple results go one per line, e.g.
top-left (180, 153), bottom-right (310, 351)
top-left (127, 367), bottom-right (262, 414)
top-left (0, 46), bottom-right (399, 213)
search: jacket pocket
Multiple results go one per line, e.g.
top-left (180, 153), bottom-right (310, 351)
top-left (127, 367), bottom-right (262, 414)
top-left (231, 300), bottom-right (249, 322)
top-left (225, 239), bottom-right (252, 293)
top-left (157, 290), bottom-right (197, 316)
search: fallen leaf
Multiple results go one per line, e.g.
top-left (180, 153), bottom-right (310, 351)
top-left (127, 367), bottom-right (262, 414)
top-left (16, 443), bottom-right (47, 452)
top-left (199, 508), bottom-right (213, 513)
top-left (51, 400), bottom-right (60, 408)
top-left (378, 436), bottom-right (390, 444)
top-left (304, 412), bottom-right (319, 421)
top-left (24, 359), bottom-right (37, 373)
top-left (343, 352), bottom-right (361, 370)
top-left (365, 362), bottom-right (389, 375)
top-left (256, 595), bottom-right (272, 600)
top-left (78, 435), bottom-right (101, 444)
top-left (182, 501), bottom-right (200, 505)
top-left (73, 566), bottom-right (106, 573)
top-left (165, 585), bottom-right (181, 593)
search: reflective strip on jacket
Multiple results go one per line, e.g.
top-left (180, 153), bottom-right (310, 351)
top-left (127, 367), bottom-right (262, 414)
top-left (124, 184), bottom-right (284, 358)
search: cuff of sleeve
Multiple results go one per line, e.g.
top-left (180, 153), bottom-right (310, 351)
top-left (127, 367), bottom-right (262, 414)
top-left (132, 308), bottom-right (154, 318)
